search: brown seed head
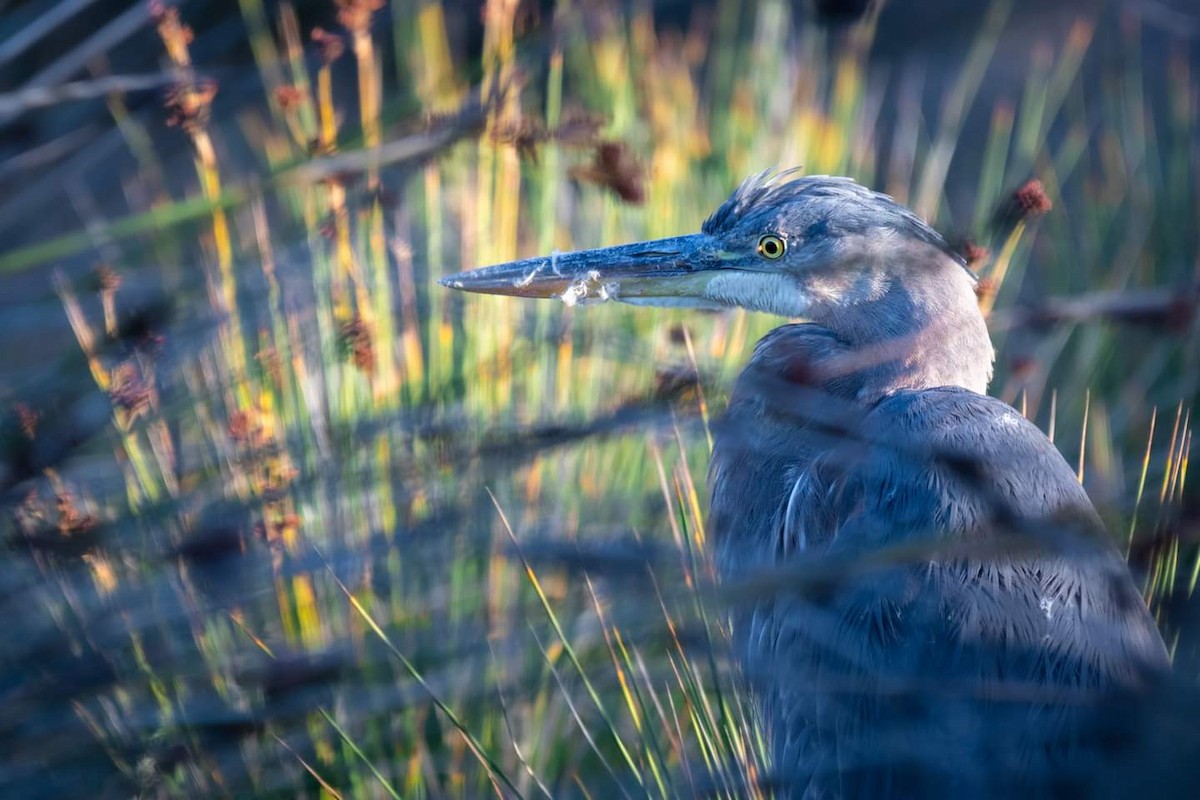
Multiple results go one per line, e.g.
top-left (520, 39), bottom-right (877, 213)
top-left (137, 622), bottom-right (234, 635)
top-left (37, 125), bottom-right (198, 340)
top-left (15, 403), bottom-right (38, 439)
top-left (164, 78), bottom-right (218, 132)
top-left (228, 410), bottom-right (255, 444)
top-left (569, 140), bottom-right (645, 204)
top-left (1013, 179), bottom-right (1053, 217)
top-left (56, 491), bottom-right (95, 535)
top-left (952, 238), bottom-right (990, 271)
top-left (312, 27), bottom-right (345, 64)
top-left (993, 178), bottom-right (1053, 233)
top-left (974, 276), bottom-right (999, 304)
top-left (275, 85), bottom-right (306, 112)
top-left (336, 0), bottom-right (385, 36)
top-left (339, 316), bottom-right (374, 374)
top-left (151, 1), bottom-right (194, 48)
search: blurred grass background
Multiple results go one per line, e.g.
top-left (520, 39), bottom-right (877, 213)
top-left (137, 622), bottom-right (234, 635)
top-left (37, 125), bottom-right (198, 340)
top-left (0, 0), bottom-right (1198, 797)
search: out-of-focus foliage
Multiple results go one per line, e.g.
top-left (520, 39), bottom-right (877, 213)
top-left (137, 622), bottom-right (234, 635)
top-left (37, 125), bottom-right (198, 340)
top-left (0, 0), bottom-right (1196, 797)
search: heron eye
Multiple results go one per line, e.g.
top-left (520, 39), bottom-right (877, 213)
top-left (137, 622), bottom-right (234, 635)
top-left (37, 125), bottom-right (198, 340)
top-left (757, 234), bottom-right (786, 260)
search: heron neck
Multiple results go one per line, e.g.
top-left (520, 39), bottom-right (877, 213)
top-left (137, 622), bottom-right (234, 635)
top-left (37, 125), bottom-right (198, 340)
top-left (807, 258), bottom-right (995, 401)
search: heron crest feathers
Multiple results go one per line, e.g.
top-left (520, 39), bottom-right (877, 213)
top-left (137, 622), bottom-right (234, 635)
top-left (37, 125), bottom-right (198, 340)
top-left (702, 170), bottom-right (974, 280)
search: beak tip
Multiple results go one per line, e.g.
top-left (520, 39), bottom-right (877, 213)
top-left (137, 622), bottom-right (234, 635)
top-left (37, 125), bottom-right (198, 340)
top-left (438, 274), bottom-right (463, 290)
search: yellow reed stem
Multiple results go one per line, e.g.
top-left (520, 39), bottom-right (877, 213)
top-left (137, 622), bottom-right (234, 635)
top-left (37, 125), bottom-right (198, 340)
top-left (978, 221), bottom-right (1026, 317)
top-left (55, 272), bottom-right (162, 505)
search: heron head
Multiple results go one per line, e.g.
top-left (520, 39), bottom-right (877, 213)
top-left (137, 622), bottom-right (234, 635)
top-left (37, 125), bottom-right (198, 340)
top-left (440, 171), bottom-right (974, 321)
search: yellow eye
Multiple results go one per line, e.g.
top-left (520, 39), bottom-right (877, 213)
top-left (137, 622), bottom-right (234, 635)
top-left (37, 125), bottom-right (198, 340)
top-left (757, 234), bottom-right (786, 260)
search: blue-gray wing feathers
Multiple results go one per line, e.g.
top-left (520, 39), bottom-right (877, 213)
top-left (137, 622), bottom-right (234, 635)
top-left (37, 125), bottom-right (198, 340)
top-left (724, 387), bottom-right (1167, 798)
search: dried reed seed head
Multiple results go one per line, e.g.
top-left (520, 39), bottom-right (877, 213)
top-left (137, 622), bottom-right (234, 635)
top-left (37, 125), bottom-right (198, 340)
top-left (336, 0), bottom-right (386, 36)
top-left (94, 263), bottom-right (122, 293)
top-left (953, 238), bottom-right (991, 271)
top-left (339, 316), bottom-right (375, 374)
top-left (569, 140), bottom-right (645, 204)
top-left (312, 27), bottom-right (345, 64)
top-left (228, 410), bottom-right (255, 443)
top-left (974, 276), bottom-right (999, 303)
top-left (1013, 179), bottom-right (1053, 217)
top-left (150, 1), bottom-right (194, 46)
top-left (15, 403), bottom-right (38, 439)
top-left (56, 491), bottom-right (95, 535)
top-left (275, 85), bottom-right (306, 112)
top-left (164, 79), bottom-right (218, 132)
top-left (991, 178), bottom-right (1053, 234)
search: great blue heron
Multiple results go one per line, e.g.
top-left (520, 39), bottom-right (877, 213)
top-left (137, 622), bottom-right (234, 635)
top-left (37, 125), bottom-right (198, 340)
top-left (441, 172), bottom-right (1169, 797)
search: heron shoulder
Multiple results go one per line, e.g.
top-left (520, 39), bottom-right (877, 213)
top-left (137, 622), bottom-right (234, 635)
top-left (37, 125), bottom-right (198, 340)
top-left (778, 386), bottom-right (1112, 562)
top-left (882, 388), bottom-right (1089, 497)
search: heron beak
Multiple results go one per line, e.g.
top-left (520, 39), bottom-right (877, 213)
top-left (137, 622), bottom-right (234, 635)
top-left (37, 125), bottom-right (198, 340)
top-left (438, 233), bottom-right (728, 307)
